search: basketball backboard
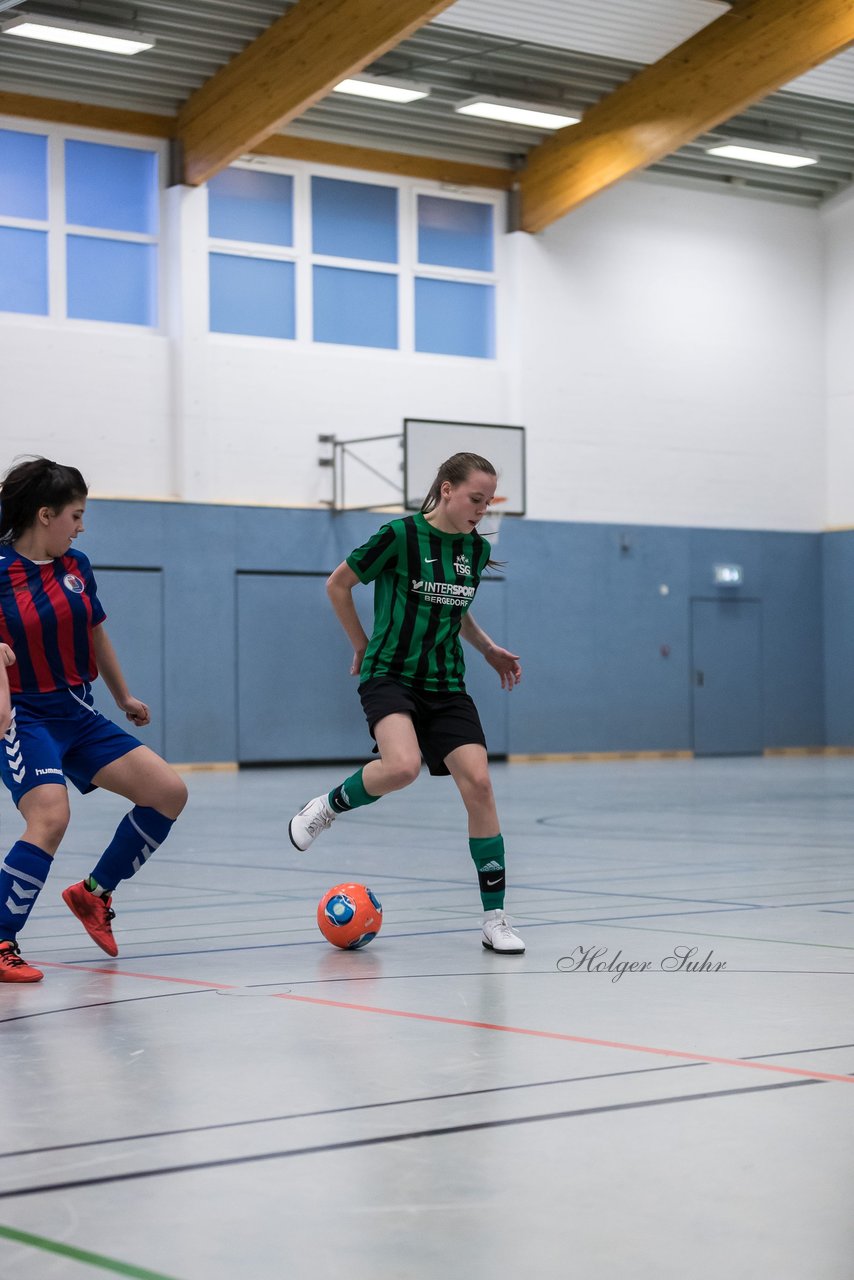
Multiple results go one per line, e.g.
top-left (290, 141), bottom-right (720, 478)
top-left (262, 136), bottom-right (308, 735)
top-left (403, 420), bottom-right (526, 515)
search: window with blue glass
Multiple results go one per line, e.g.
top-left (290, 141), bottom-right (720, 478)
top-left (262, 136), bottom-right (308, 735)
top-left (0, 129), bottom-right (49, 316)
top-left (417, 195), bottom-right (493, 272)
top-left (209, 169), bottom-right (293, 246)
top-left (414, 194), bottom-right (496, 358)
top-left (207, 166), bottom-right (296, 340)
top-left (415, 277), bottom-right (495, 359)
top-left (67, 236), bottom-right (157, 326)
top-left (203, 163), bottom-right (499, 356)
top-left (0, 129), bottom-right (48, 221)
top-left (64, 140), bottom-right (159, 326)
top-left (66, 141), bottom-right (158, 234)
top-left (210, 254), bottom-right (295, 339)
top-left (0, 227), bottom-right (48, 315)
top-left (313, 266), bottom-right (397, 349)
top-left (311, 177), bottom-right (397, 263)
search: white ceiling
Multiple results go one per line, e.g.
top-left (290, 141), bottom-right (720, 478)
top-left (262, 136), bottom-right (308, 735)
top-left (435, 0), bottom-right (854, 104)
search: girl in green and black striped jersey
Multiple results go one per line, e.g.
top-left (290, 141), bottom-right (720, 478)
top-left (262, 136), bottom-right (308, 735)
top-left (288, 452), bottom-right (525, 954)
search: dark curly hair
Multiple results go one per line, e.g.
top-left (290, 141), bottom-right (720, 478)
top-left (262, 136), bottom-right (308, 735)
top-left (0, 457), bottom-right (88, 544)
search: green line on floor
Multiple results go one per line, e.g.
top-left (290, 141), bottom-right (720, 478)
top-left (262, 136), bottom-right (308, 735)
top-left (0, 1224), bottom-right (181, 1279)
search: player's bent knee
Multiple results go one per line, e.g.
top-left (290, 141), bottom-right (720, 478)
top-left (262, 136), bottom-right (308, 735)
top-left (460, 772), bottom-right (494, 810)
top-left (157, 771), bottom-right (188, 818)
top-left (384, 757), bottom-right (422, 790)
top-left (23, 791), bottom-right (70, 848)
top-left (39, 816), bottom-right (70, 847)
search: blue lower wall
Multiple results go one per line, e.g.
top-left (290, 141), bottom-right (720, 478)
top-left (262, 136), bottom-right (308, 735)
top-left (507, 519), bottom-right (825, 754)
top-left (81, 500), bottom-right (830, 762)
top-left (823, 530), bottom-right (854, 747)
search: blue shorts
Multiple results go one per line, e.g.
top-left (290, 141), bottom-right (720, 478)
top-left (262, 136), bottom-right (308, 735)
top-left (1, 684), bottom-right (141, 808)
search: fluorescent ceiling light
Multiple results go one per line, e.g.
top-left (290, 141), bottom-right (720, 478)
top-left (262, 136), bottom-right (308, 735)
top-left (333, 76), bottom-right (429, 104)
top-left (455, 96), bottom-right (580, 130)
top-left (705, 138), bottom-right (819, 168)
top-left (1, 12), bottom-right (155, 54)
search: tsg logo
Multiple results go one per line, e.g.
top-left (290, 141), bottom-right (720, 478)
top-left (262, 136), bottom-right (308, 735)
top-left (454, 553), bottom-right (472, 578)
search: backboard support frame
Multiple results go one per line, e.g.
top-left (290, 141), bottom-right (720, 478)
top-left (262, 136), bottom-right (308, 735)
top-left (320, 420), bottom-right (526, 515)
top-left (320, 433), bottom-right (405, 513)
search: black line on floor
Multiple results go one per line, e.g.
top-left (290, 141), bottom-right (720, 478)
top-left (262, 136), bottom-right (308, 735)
top-left (245, 969), bottom-right (854, 988)
top-left (44, 909), bottom-right (770, 965)
top-left (0, 1060), bottom-right (710, 1160)
top-left (0, 1077), bottom-right (821, 1200)
top-left (746, 1041), bottom-right (854, 1060)
top-left (0, 989), bottom-right (209, 1025)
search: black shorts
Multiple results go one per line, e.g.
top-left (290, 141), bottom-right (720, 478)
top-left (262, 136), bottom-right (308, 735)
top-left (358, 677), bottom-right (487, 777)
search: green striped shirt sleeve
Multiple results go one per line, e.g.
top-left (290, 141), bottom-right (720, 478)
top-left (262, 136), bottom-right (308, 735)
top-left (346, 523), bottom-right (399, 583)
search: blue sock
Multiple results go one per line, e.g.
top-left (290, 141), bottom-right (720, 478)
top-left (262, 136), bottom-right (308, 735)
top-left (0, 841), bottom-right (53, 941)
top-left (88, 806), bottom-right (175, 894)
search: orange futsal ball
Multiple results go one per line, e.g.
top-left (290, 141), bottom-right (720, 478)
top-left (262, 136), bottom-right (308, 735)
top-left (317, 883), bottom-right (383, 950)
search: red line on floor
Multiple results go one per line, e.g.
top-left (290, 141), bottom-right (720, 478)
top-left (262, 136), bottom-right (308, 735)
top-left (37, 961), bottom-right (236, 989)
top-left (272, 992), bottom-right (854, 1084)
top-left (38, 961), bottom-right (854, 1085)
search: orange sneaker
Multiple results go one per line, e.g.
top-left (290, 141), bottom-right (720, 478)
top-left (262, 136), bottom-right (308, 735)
top-left (62, 881), bottom-right (118, 956)
top-left (0, 940), bottom-right (44, 983)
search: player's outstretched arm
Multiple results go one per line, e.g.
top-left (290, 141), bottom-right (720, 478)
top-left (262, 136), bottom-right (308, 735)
top-left (326, 561), bottom-right (371, 676)
top-left (460, 613), bottom-right (521, 691)
top-left (92, 624), bottom-right (151, 726)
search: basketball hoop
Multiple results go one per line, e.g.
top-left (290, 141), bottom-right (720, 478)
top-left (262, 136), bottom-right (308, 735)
top-left (481, 495), bottom-right (508, 546)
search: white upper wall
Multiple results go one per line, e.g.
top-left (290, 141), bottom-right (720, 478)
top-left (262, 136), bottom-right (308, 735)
top-left (512, 179), bottom-right (826, 530)
top-left (0, 323), bottom-right (173, 498)
top-left (822, 184), bottom-right (854, 530)
top-left (0, 116), bottom-right (832, 529)
top-left (164, 173), bottom-right (513, 510)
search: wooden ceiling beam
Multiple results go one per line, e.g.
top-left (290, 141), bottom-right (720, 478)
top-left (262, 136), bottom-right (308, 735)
top-left (0, 90), bottom-right (512, 191)
top-left (0, 91), bottom-right (173, 137)
top-left (254, 134), bottom-right (514, 189)
top-left (519, 0), bottom-right (854, 232)
top-left (176, 0), bottom-right (457, 187)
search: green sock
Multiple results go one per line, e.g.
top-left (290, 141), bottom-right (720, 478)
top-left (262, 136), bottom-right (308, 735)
top-left (328, 768), bottom-right (380, 813)
top-left (470, 835), bottom-right (506, 911)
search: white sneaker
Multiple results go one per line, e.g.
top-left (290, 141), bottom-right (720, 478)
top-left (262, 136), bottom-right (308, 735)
top-left (481, 909), bottom-right (525, 954)
top-left (288, 795), bottom-right (336, 851)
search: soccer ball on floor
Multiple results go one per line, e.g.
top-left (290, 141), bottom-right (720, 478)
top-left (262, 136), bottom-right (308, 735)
top-left (317, 883), bottom-right (383, 950)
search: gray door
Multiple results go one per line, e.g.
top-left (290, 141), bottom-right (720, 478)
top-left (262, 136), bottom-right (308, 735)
top-left (236, 572), bottom-right (508, 763)
top-left (237, 573), bottom-right (373, 762)
top-left (93, 568), bottom-right (165, 758)
top-left (691, 598), bottom-right (762, 756)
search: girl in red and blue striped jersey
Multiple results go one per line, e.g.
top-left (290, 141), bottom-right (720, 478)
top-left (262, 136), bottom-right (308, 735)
top-left (0, 458), bottom-right (187, 983)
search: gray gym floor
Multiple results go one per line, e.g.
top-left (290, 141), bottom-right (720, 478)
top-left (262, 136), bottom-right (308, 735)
top-left (1, 757), bottom-right (852, 1280)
